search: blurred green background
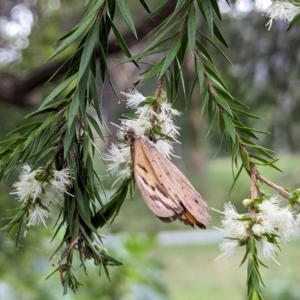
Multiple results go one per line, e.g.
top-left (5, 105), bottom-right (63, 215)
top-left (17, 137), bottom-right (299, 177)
top-left (1, 0), bottom-right (300, 299)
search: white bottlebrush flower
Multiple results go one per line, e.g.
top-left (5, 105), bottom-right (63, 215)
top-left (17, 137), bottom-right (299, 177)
top-left (158, 116), bottom-right (180, 140)
top-left (218, 240), bottom-right (240, 259)
top-left (252, 223), bottom-right (264, 237)
top-left (136, 104), bottom-right (157, 119)
top-left (117, 165), bottom-right (133, 179)
top-left (122, 89), bottom-right (146, 108)
top-left (11, 165), bottom-right (43, 202)
top-left (105, 90), bottom-right (184, 182)
top-left (103, 142), bottom-right (132, 182)
top-left (27, 204), bottom-right (51, 227)
top-left (51, 168), bottom-right (71, 193)
top-left (257, 197), bottom-right (281, 225)
top-left (154, 139), bottom-right (174, 159)
top-left (118, 119), bottom-right (148, 137)
top-left (257, 237), bottom-right (279, 260)
top-left (159, 102), bottom-right (182, 117)
top-left (296, 213), bottom-right (300, 226)
top-left (264, 0), bottom-right (300, 30)
top-left (256, 214), bottom-right (277, 235)
top-left (103, 143), bottom-right (131, 173)
top-left (220, 203), bottom-right (248, 239)
top-left (19, 164), bottom-right (32, 179)
top-left (258, 197), bottom-right (298, 241)
top-left (276, 207), bottom-right (297, 242)
top-left (42, 186), bottom-right (65, 206)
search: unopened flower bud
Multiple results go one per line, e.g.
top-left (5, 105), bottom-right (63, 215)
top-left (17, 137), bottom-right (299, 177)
top-left (252, 224), bottom-right (264, 237)
top-left (243, 199), bottom-right (253, 207)
top-left (101, 248), bottom-right (108, 254)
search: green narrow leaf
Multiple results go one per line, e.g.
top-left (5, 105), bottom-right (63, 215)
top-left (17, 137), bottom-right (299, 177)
top-left (142, 59), bottom-right (165, 81)
top-left (118, 47), bottom-right (169, 64)
top-left (149, 0), bottom-right (186, 39)
top-left (200, 91), bottom-right (209, 115)
top-left (116, 0), bottom-right (137, 38)
top-left (159, 37), bottom-right (182, 78)
top-left (67, 90), bottom-right (80, 129)
top-left (175, 0), bottom-right (188, 11)
top-left (64, 119), bottom-right (76, 158)
top-left (210, 0), bottom-right (222, 20)
top-left (198, 30), bottom-right (232, 66)
top-left (98, 42), bottom-right (119, 100)
top-left (89, 71), bottom-right (102, 123)
top-left (240, 147), bottom-right (250, 171)
top-left (195, 57), bottom-right (205, 92)
top-left (34, 115), bottom-right (58, 136)
top-left (6, 122), bottom-right (41, 136)
top-left (143, 17), bottom-right (184, 52)
top-left (231, 108), bottom-right (261, 119)
top-left (196, 41), bottom-right (214, 65)
top-left (86, 155), bottom-right (95, 192)
top-left (150, 0), bottom-right (168, 14)
top-left (82, 0), bottom-right (105, 24)
top-left (214, 86), bottom-right (248, 108)
top-left (222, 113), bottom-right (236, 142)
top-left (78, 20), bottom-right (100, 82)
top-left (38, 74), bottom-right (77, 109)
top-left (139, 0), bottom-right (151, 13)
top-left (204, 64), bottom-right (227, 90)
top-left (228, 163), bottom-right (243, 195)
top-left (213, 22), bottom-right (229, 48)
top-left (201, 0), bottom-right (214, 35)
top-left (107, 0), bottom-right (116, 21)
top-left (206, 96), bottom-right (217, 137)
top-left (186, 75), bottom-right (197, 106)
top-left (98, 23), bottom-right (107, 81)
top-left (287, 13), bottom-right (300, 31)
top-left (49, 17), bottom-right (93, 60)
top-left (177, 30), bottom-right (188, 64)
top-left (214, 94), bottom-right (233, 116)
top-left (165, 74), bottom-right (173, 101)
top-left (109, 19), bottom-right (139, 69)
top-left (87, 113), bottom-right (105, 141)
top-left (188, 4), bottom-right (197, 53)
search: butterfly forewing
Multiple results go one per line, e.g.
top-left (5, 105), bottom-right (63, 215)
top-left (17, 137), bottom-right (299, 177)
top-left (132, 137), bottom-right (184, 220)
top-left (131, 135), bottom-right (211, 229)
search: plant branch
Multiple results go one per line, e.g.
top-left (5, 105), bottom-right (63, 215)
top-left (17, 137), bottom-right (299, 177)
top-left (256, 173), bottom-right (291, 199)
top-left (0, 2), bottom-right (176, 108)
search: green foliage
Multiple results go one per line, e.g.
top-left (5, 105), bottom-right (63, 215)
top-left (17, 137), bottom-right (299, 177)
top-left (1, 0), bottom-right (298, 298)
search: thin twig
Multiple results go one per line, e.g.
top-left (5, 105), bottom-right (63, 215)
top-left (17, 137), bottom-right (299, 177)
top-left (155, 76), bottom-right (164, 98)
top-left (250, 163), bottom-right (258, 199)
top-left (256, 174), bottom-right (291, 199)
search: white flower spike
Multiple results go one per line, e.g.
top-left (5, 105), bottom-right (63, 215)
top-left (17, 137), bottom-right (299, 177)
top-left (264, 0), bottom-right (300, 30)
top-left (122, 89), bottom-right (146, 108)
top-left (11, 165), bottom-right (43, 202)
top-left (27, 205), bottom-right (51, 227)
top-left (104, 90), bottom-right (181, 180)
top-left (218, 240), bottom-right (240, 259)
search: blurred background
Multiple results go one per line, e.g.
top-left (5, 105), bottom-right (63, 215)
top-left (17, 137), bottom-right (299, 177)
top-left (1, 0), bottom-right (300, 299)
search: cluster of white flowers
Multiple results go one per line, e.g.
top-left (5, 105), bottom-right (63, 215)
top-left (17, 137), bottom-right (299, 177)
top-left (11, 164), bottom-right (71, 227)
top-left (263, 0), bottom-right (300, 30)
top-left (217, 197), bottom-right (298, 260)
top-left (103, 89), bottom-right (181, 182)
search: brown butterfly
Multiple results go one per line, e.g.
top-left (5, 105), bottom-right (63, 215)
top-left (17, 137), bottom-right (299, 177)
top-left (125, 128), bottom-right (211, 229)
